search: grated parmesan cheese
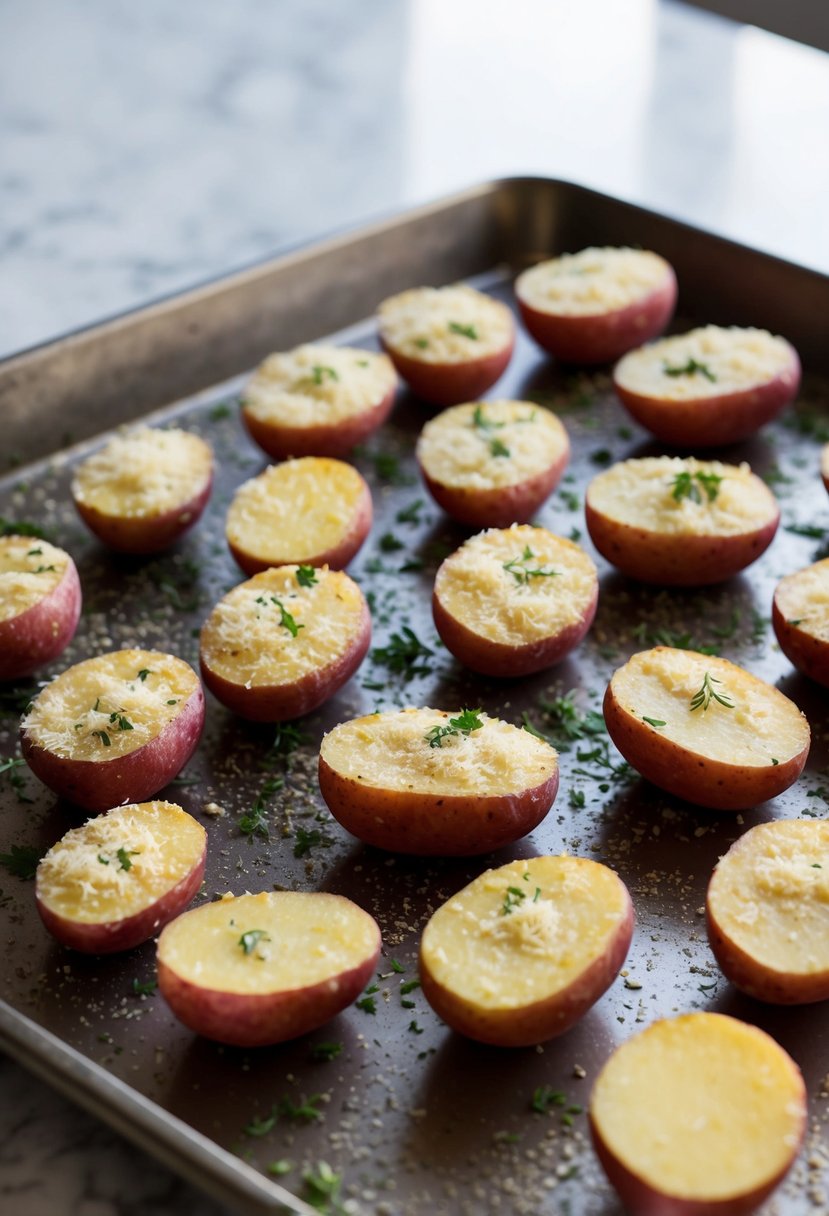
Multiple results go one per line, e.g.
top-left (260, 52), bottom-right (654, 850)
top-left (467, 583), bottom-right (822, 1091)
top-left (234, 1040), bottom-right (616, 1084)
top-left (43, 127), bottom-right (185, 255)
top-left (243, 344), bottom-right (396, 427)
top-left (378, 284), bottom-right (513, 363)
top-left (516, 247), bottom-right (672, 317)
top-left (71, 426), bottom-right (213, 518)
top-left (0, 536), bottom-right (70, 622)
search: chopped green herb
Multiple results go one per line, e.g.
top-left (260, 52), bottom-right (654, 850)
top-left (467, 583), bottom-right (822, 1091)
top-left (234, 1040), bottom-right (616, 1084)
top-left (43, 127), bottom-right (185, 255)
top-left (295, 565), bottom-right (319, 587)
top-left (293, 827), bottom-right (323, 858)
top-left (356, 994), bottom-right (377, 1014)
top-left (399, 979), bottom-right (421, 995)
top-left (539, 691), bottom-right (606, 742)
top-left (310, 364), bottom-right (339, 385)
top-left (642, 716), bottom-right (666, 728)
top-left (116, 847), bottom-right (138, 872)
top-left (255, 594), bottom-right (304, 637)
top-left (531, 1085), bottom-right (567, 1114)
top-left (663, 357), bottom-right (716, 382)
top-left (269, 721), bottom-right (308, 757)
top-left (520, 711), bottom-right (549, 742)
top-left (26, 547), bottom-right (42, 556)
top-left (309, 1041), bottom-right (343, 1061)
top-left (378, 532), bottom-right (404, 553)
top-left (245, 1111), bottom-right (277, 1137)
top-left (408, 1020), bottom-right (424, 1034)
top-left (771, 758), bottom-right (779, 766)
top-left (448, 320), bottom-right (478, 340)
top-left (569, 788), bottom-right (586, 808)
top-left (239, 777), bottom-right (283, 839)
top-left (0, 843), bottom-right (44, 880)
top-left (590, 448), bottom-right (613, 466)
top-left (97, 854), bottom-right (110, 865)
top-left (425, 707), bottom-right (484, 748)
top-left (131, 978), bottom-right (157, 996)
top-left (92, 730), bottom-right (111, 747)
top-left (671, 469), bottom-right (722, 504)
top-left (137, 668), bottom-right (152, 681)
top-left (396, 499), bottom-right (424, 525)
top-left (109, 711), bottom-right (134, 731)
top-left (414, 337), bottom-right (429, 349)
top-left (0, 518), bottom-right (50, 539)
top-left (209, 402), bottom-right (232, 421)
top-left (559, 489), bottom-right (580, 511)
top-left (690, 671), bottom-right (734, 713)
top-left (278, 1094), bottom-right (323, 1123)
top-left (786, 523), bottom-right (826, 539)
top-left (303, 1162), bottom-right (342, 1212)
top-left (502, 886), bottom-right (526, 916)
top-left (472, 404), bottom-right (505, 433)
top-left (502, 545), bottom-right (560, 586)
top-left (490, 437), bottom-right (511, 458)
top-left (239, 928), bottom-right (271, 955)
top-left (371, 626), bottom-right (433, 675)
top-left (390, 958), bottom-right (405, 973)
top-left (267, 1160), bottom-right (292, 1177)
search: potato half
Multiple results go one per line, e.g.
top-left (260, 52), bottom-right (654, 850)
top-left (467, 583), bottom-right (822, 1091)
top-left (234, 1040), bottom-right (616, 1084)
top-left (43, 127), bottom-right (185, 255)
top-left (377, 284), bottom-right (514, 406)
top-left (772, 558), bottom-right (829, 687)
top-left (416, 400), bottom-right (570, 528)
top-left (21, 649), bottom-right (205, 811)
top-left (0, 535), bottom-right (82, 679)
top-left (419, 855), bottom-right (633, 1046)
top-left (515, 247), bottom-right (676, 364)
top-left (590, 1012), bottom-right (806, 1216)
top-left (585, 456), bottom-right (779, 585)
top-left (200, 565), bottom-right (370, 721)
top-left (432, 525), bottom-right (597, 676)
top-left (71, 426), bottom-right (213, 553)
top-left (242, 343), bottom-right (396, 459)
top-left (603, 648), bottom-right (809, 810)
top-left (706, 819), bottom-right (829, 1004)
top-left (613, 325), bottom-right (800, 447)
top-left (36, 801), bottom-right (206, 953)
top-left (226, 456), bottom-right (372, 575)
top-left (318, 707), bottom-right (559, 855)
top-left (157, 890), bottom-right (381, 1047)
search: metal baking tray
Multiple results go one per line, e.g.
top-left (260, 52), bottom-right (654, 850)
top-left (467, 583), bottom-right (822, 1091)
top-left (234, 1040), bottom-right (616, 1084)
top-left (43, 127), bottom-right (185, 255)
top-left (1, 178), bottom-right (828, 1216)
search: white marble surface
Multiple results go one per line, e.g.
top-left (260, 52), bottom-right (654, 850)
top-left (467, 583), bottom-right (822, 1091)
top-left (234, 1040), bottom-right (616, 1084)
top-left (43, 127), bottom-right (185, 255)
top-left (2, 2), bottom-right (829, 1214)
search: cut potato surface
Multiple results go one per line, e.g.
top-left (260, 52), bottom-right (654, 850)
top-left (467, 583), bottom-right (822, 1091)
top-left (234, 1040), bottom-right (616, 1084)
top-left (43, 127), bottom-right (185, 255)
top-left (773, 558), bottom-right (829, 686)
top-left (0, 536), bottom-right (73, 622)
top-left (433, 525), bottom-right (597, 675)
top-left (615, 327), bottom-right (796, 400)
top-left (706, 819), bottom-right (829, 1003)
top-left (590, 1013), bottom-right (806, 1214)
top-left (71, 426), bottom-right (213, 551)
top-left (319, 707), bottom-right (559, 855)
top-left (419, 855), bottom-right (633, 1046)
top-left (225, 456), bottom-right (371, 574)
top-left (200, 565), bottom-right (370, 720)
top-left (378, 285), bottom-right (513, 364)
top-left (36, 801), bottom-right (206, 952)
top-left (516, 248), bottom-right (673, 317)
top-left (157, 890), bottom-right (381, 1046)
top-left (0, 536), bottom-right (82, 680)
top-left (585, 456), bottom-right (779, 584)
top-left (604, 648), bottom-right (809, 810)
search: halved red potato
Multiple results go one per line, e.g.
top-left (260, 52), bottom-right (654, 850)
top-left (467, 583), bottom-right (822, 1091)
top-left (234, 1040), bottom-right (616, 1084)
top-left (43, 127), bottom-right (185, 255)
top-left (35, 800), bottom-right (206, 954)
top-left (585, 456), bottom-right (779, 585)
top-left (71, 426), bottom-right (213, 554)
top-left (590, 1012), bottom-right (807, 1216)
top-left (377, 284), bottom-right (514, 406)
top-left (515, 247), bottom-right (676, 364)
top-left (157, 890), bottom-right (381, 1047)
top-left (603, 648), bottom-right (810, 810)
top-left (772, 558), bottom-right (829, 687)
top-left (706, 819), bottom-right (829, 1004)
top-left (613, 326), bottom-right (801, 447)
top-left (318, 707), bottom-right (559, 855)
top-left (0, 536), bottom-right (82, 680)
top-left (419, 855), bottom-right (633, 1047)
top-left (432, 525), bottom-right (597, 677)
top-left (20, 649), bottom-right (205, 812)
top-left (416, 400), bottom-right (570, 528)
top-left (226, 457), bottom-right (372, 576)
top-left (200, 565), bottom-right (370, 721)
top-left (241, 344), bottom-right (397, 460)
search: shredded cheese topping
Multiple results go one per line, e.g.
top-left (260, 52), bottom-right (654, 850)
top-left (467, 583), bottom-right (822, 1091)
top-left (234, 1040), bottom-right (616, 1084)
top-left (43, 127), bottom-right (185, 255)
top-left (435, 524), bottom-right (596, 645)
top-left (243, 344), bottom-right (396, 427)
top-left (614, 326), bottom-right (796, 401)
top-left (71, 426), bottom-right (213, 518)
top-left (378, 284), bottom-right (514, 362)
top-left (586, 456), bottom-right (778, 537)
top-left (416, 400), bottom-right (569, 491)
top-left (225, 457), bottom-right (369, 566)
top-left (36, 801), bottom-right (205, 924)
top-left (0, 536), bottom-right (70, 622)
top-left (321, 707), bottom-right (557, 797)
top-left (611, 647), bottom-right (809, 767)
top-left (516, 247), bottom-right (672, 317)
top-left (22, 649), bottom-right (200, 760)
top-left (200, 566), bottom-right (366, 686)
top-left (774, 558), bottom-right (829, 643)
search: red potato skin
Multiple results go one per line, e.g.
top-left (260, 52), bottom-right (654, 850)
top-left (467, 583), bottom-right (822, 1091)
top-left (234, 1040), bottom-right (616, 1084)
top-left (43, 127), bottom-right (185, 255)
top-left (380, 334), bottom-right (515, 407)
top-left (318, 757), bottom-right (559, 855)
top-left (228, 481), bottom-right (373, 576)
top-left (432, 582), bottom-right (597, 677)
top-left (0, 559), bottom-right (82, 680)
top-left (602, 684), bottom-right (808, 811)
top-left (517, 272), bottom-right (677, 365)
top-left (242, 385), bottom-right (396, 460)
top-left (74, 472), bottom-right (213, 555)
top-left (705, 899), bottom-right (829, 1006)
top-left (35, 845), bottom-right (207, 955)
top-left (157, 933), bottom-right (381, 1047)
top-left (419, 892), bottom-right (633, 1047)
top-left (613, 348), bottom-right (801, 448)
top-left (419, 446), bottom-right (569, 529)
top-left (585, 500), bottom-right (780, 586)
top-left (20, 684), bottom-right (205, 813)
top-left (772, 596), bottom-right (829, 688)
top-left (589, 1107), bottom-right (805, 1216)
top-left (200, 603), bottom-right (371, 721)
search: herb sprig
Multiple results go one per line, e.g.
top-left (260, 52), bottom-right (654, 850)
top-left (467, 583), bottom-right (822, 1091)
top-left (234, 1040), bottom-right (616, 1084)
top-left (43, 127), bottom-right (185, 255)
top-left (689, 671), bottom-right (735, 712)
top-left (425, 708), bottom-right (483, 749)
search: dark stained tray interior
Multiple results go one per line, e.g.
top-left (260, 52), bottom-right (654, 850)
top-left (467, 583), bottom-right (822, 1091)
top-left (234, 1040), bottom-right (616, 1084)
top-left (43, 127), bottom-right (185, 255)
top-left (1, 183), bottom-right (829, 1216)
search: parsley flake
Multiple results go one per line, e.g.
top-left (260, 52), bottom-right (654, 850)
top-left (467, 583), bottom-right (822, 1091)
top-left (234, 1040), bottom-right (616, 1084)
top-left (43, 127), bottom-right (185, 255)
top-left (425, 708), bottom-right (483, 748)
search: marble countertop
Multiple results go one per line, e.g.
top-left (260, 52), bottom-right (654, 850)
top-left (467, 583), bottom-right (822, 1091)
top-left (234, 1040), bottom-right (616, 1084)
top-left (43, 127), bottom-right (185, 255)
top-left (2, 2), bottom-right (828, 1213)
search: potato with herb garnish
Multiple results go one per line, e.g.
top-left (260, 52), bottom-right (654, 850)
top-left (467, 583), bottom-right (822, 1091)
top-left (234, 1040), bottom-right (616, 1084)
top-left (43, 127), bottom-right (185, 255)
top-left (419, 855), bottom-right (633, 1046)
top-left (585, 455), bottom-right (779, 585)
top-left (603, 648), bottom-right (809, 809)
top-left (318, 707), bottom-right (559, 855)
top-left (0, 535), bottom-right (82, 680)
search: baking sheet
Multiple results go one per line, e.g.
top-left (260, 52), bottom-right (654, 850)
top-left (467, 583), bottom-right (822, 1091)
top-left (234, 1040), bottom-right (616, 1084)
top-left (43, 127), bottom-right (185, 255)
top-left (1, 179), bottom-right (828, 1216)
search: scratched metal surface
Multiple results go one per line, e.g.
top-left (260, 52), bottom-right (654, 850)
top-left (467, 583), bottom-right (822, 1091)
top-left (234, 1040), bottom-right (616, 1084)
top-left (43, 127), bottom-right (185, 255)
top-left (0, 180), bottom-right (827, 1215)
